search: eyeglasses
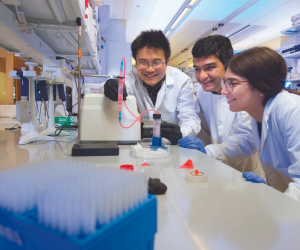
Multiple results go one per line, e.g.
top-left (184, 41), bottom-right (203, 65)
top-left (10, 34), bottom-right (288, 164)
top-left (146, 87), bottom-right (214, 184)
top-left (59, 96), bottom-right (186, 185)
top-left (222, 79), bottom-right (249, 92)
top-left (136, 61), bottom-right (166, 69)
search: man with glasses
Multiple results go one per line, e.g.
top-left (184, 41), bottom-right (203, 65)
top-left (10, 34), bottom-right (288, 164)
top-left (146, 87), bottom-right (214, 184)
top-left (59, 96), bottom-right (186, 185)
top-left (178, 35), bottom-right (264, 177)
top-left (104, 30), bottom-right (200, 144)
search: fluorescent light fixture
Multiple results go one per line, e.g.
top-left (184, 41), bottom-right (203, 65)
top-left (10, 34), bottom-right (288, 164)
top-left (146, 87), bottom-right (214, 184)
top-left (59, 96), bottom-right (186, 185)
top-left (163, 0), bottom-right (201, 39)
top-left (165, 30), bottom-right (172, 38)
top-left (170, 8), bottom-right (190, 30)
top-left (60, 32), bottom-right (77, 49)
top-left (228, 25), bottom-right (251, 38)
top-left (46, 0), bottom-right (66, 23)
top-left (188, 0), bottom-right (198, 5)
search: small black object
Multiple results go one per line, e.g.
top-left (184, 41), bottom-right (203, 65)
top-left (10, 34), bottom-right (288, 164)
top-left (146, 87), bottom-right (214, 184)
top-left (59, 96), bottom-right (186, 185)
top-left (76, 17), bottom-right (81, 26)
top-left (142, 126), bottom-right (153, 138)
top-left (66, 86), bottom-right (72, 95)
top-left (5, 124), bottom-right (21, 131)
top-left (148, 178), bottom-right (167, 195)
top-left (55, 122), bottom-right (78, 136)
top-left (160, 122), bottom-right (182, 145)
top-left (66, 95), bottom-right (72, 113)
top-left (153, 114), bottom-right (161, 119)
top-left (104, 79), bottom-right (128, 101)
top-left (72, 143), bottom-right (119, 156)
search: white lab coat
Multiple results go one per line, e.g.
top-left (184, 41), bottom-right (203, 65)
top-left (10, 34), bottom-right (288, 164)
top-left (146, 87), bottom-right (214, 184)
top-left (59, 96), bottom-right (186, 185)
top-left (125, 66), bottom-right (200, 137)
top-left (251, 90), bottom-right (300, 200)
top-left (195, 87), bottom-right (264, 176)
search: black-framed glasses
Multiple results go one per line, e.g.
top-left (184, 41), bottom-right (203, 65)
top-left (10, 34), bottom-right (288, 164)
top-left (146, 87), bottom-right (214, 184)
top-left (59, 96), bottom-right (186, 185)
top-left (136, 60), bottom-right (166, 69)
top-left (222, 79), bottom-right (249, 92)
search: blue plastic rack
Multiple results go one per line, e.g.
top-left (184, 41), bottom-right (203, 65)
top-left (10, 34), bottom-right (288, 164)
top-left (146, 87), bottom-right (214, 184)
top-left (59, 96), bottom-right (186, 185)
top-left (0, 195), bottom-right (157, 250)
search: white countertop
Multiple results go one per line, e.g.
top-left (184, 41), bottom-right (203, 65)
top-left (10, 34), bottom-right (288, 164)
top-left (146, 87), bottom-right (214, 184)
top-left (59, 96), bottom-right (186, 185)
top-left (1, 130), bottom-right (300, 250)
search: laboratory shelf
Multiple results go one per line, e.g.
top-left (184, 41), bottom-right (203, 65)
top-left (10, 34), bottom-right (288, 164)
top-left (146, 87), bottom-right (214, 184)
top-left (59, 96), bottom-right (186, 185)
top-left (281, 24), bottom-right (300, 38)
top-left (286, 78), bottom-right (300, 82)
top-left (70, 0), bottom-right (97, 55)
top-left (282, 50), bottom-right (300, 59)
top-left (0, 0), bottom-right (99, 72)
top-left (70, 0), bottom-right (99, 72)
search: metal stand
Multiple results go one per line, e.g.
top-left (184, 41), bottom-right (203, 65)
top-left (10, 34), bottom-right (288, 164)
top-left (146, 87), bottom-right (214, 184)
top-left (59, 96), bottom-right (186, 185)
top-left (70, 17), bottom-right (119, 156)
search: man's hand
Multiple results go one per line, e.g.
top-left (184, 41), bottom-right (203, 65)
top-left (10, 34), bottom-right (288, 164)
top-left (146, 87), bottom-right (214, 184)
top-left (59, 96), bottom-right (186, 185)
top-left (178, 136), bottom-right (207, 154)
top-left (104, 78), bottom-right (128, 101)
top-left (243, 172), bottom-right (267, 184)
top-left (160, 123), bottom-right (182, 145)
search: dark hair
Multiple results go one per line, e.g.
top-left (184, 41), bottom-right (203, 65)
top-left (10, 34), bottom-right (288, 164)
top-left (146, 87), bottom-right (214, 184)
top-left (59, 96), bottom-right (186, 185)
top-left (131, 30), bottom-right (171, 61)
top-left (192, 35), bottom-right (233, 65)
top-left (226, 47), bottom-right (290, 106)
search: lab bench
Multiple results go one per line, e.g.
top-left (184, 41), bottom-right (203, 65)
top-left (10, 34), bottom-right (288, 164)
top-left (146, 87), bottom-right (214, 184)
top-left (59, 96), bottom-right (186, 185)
top-left (0, 130), bottom-right (300, 250)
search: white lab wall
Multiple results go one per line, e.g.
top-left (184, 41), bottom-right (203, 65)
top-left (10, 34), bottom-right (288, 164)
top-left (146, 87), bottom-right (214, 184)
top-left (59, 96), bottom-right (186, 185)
top-left (82, 18), bottom-right (132, 97)
top-left (107, 19), bottom-right (132, 76)
top-left (108, 19), bottom-right (126, 41)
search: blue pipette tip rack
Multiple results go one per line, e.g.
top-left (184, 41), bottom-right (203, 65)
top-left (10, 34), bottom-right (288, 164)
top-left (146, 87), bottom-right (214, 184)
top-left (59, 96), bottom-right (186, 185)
top-left (0, 195), bottom-right (157, 250)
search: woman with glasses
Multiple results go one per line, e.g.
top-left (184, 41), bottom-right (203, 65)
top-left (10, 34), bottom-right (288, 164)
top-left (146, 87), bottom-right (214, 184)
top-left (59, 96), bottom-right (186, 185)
top-left (104, 30), bottom-right (200, 144)
top-left (179, 35), bottom-right (264, 178)
top-left (222, 46), bottom-right (300, 201)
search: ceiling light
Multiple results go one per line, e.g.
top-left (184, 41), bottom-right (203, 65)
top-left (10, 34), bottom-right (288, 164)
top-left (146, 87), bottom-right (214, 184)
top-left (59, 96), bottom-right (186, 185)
top-left (170, 8), bottom-right (190, 30)
top-left (228, 25), bottom-right (251, 38)
top-left (163, 0), bottom-right (201, 39)
top-left (46, 0), bottom-right (66, 23)
top-left (188, 0), bottom-right (198, 5)
top-left (165, 31), bottom-right (172, 38)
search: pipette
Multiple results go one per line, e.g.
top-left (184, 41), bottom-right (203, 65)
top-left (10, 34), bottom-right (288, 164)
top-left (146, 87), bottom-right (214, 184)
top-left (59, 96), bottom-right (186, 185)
top-left (118, 58), bottom-right (124, 123)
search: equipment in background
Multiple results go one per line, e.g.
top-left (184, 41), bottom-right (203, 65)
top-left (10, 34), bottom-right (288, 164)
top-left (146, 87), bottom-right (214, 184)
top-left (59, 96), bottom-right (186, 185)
top-left (39, 81), bottom-right (49, 119)
top-left (9, 62), bottom-right (55, 145)
top-left (16, 68), bottom-right (31, 123)
top-left (34, 81), bottom-right (43, 129)
top-left (65, 86), bottom-right (72, 114)
top-left (64, 17), bottom-right (129, 157)
top-left (39, 70), bottom-right (69, 137)
top-left (80, 94), bottom-right (141, 145)
top-left (57, 84), bottom-right (68, 117)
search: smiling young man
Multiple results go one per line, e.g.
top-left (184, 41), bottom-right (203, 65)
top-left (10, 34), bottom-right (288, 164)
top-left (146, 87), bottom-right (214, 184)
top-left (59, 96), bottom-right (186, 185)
top-left (104, 30), bottom-right (200, 144)
top-left (178, 35), bottom-right (264, 176)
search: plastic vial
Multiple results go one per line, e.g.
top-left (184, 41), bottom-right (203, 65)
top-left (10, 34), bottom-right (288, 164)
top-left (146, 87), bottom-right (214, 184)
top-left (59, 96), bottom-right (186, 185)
top-left (153, 114), bottom-right (161, 138)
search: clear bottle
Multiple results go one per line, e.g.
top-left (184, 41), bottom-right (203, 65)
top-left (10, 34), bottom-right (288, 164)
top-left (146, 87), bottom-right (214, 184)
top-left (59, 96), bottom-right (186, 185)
top-left (153, 114), bottom-right (161, 138)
